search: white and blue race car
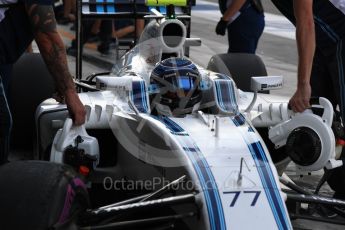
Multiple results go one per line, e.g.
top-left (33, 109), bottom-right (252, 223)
top-left (1, 2), bottom-right (345, 230)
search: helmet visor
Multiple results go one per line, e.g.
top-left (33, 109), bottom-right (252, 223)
top-left (162, 71), bottom-right (199, 95)
top-left (178, 76), bottom-right (195, 91)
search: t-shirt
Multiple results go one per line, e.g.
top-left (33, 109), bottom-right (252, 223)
top-left (218, 0), bottom-right (251, 22)
top-left (330, 0), bottom-right (345, 14)
top-left (0, 0), bottom-right (17, 22)
top-left (272, 0), bottom-right (345, 54)
top-left (313, 0), bottom-right (345, 39)
top-left (225, 0), bottom-right (241, 22)
top-left (0, 0), bottom-right (53, 64)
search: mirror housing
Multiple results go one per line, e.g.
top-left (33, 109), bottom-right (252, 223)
top-left (250, 76), bottom-right (283, 92)
top-left (245, 76), bottom-right (284, 113)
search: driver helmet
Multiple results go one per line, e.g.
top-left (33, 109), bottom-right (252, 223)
top-left (149, 57), bottom-right (202, 116)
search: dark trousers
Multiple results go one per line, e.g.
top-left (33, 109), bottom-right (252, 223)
top-left (271, 0), bottom-right (345, 198)
top-left (310, 45), bottom-right (345, 122)
top-left (0, 65), bottom-right (13, 164)
top-left (311, 41), bottom-right (345, 198)
top-left (227, 6), bottom-right (265, 54)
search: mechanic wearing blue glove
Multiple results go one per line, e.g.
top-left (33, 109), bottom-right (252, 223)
top-left (0, 0), bottom-right (86, 164)
top-left (271, 0), bottom-right (345, 200)
top-left (216, 0), bottom-right (265, 53)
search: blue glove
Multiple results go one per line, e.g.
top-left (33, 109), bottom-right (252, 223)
top-left (215, 18), bottom-right (228, 36)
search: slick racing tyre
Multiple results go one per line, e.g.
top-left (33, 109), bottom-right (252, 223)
top-left (10, 53), bottom-right (55, 154)
top-left (0, 161), bottom-right (90, 230)
top-left (207, 53), bottom-right (268, 93)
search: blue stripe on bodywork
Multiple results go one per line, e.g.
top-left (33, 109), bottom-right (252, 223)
top-left (195, 143), bottom-right (226, 230)
top-left (131, 80), bottom-right (148, 113)
top-left (159, 6), bottom-right (166, 14)
top-left (231, 116), bottom-right (291, 229)
top-left (96, 0), bottom-right (104, 13)
top-left (161, 117), bottom-right (184, 133)
top-left (140, 81), bottom-right (149, 112)
top-left (250, 142), bottom-right (290, 230)
top-left (159, 117), bottom-right (226, 230)
top-left (214, 80), bottom-right (238, 114)
top-left (106, 0), bottom-right (115, 13)
top-left (215, 81), bottom-right (225, 110)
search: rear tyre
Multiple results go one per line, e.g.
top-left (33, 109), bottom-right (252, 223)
top-left (207, 53), bottom-right (268, 92)
top-left (10, 53), bottom-right (55, 156)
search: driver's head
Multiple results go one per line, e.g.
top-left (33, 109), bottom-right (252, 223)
top-left (149, 57), bottom-right (202, 116)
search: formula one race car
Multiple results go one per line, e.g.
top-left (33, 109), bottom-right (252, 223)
top-left (2, 2), bottom-right (345, 230)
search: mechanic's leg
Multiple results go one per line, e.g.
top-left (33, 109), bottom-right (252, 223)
top-left (0, 75), bottom-right (12, 165)
top-left (227, 7), bottom-right (264, 53)
top-left (136, 19), bottom-right (145, 37)
top-left (0, 64), bottom-right (12, 96)
top-left (331, 40), bottom-right (345, 123)
top-left (310, 49), bottom-right (335, 104)
top-left (69, 20), bottom-right (94, 49)
top-left (98, 20), bottom-right (113, 54)
top-left (113, 19), bottom-right (135, 39)
top-left (325, 40), bottom-right (345, 200)
top-left (227, 19), bottom-right (249, 53)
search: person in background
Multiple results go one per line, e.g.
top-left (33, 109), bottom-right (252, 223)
top-left (113, 19), bottom-right (145, 40)
top-left (57, 0), bottom-right (76, 25)
top-left (271, 0), bottom-right (345, 201)
top-left (67, 19), bottom-right (113, 55)
top-left (0, 0), bottom-right (86, 164)
top-left (215, 0), bottom-right (265, 53)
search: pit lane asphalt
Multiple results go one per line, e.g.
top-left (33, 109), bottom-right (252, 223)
top-left (53, 2), bottom-right (342, 229)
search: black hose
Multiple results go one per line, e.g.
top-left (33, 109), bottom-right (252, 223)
top-left (289, 214), bottom-right (345, 226)
top-left (314, 169), bottom-right (332, 195)
top-left (287, 193), bottom-right (345, 208)
top-left (86, 72), bottom-right (111, 82)
top-left (280, 177), bottom-right (312, 195)
top-left (280, 177), bottom-right (345, 218)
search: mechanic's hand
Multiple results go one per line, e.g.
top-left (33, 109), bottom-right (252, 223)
top-left (64, 90), bottom-right (86, 126)
top-left (215, 18), bottom-right (228, 36)
top-left (289, 83), bottom-right (312, 113)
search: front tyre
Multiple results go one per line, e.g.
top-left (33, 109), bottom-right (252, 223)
top-left (0, 161), bottom-right (89, 230)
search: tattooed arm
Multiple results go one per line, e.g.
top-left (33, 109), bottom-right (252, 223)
top-left (25, 3), bottom-right (85, 125)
